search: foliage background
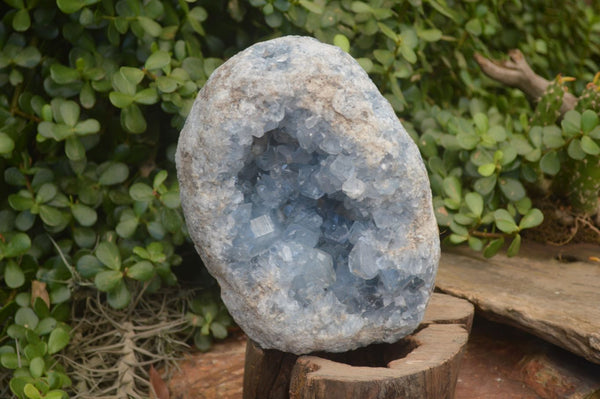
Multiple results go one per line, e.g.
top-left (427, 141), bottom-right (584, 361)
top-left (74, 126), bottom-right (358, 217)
top-left (1, 0), bottom-right (600, 397)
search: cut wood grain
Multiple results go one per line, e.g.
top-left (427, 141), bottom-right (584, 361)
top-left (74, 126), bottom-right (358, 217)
top-left (436, 242), bottom-right (600, 364)
top-left (243, 293), bottom-right (473, 399)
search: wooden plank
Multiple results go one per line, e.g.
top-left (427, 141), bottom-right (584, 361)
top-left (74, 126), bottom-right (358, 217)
top-left (436, 242), bottom-right (600, 364)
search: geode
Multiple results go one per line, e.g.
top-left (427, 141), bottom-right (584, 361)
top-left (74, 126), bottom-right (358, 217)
top-left (176, 36), bottom-right (440, 354)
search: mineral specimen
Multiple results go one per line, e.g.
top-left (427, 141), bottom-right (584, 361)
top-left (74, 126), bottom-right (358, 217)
top-left (176, 36), bottom-right (440, 354)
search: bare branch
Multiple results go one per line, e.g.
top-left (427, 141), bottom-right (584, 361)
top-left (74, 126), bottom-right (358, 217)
top-left (474, 49), bottom-right (578, 115)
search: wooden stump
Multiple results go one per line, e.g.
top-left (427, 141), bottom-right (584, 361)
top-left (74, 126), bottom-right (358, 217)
top-left (243, 293), bottom-right (473, 399)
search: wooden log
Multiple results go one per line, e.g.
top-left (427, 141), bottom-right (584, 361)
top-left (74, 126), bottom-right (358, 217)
top-left (243, 341), bottom-right (299, 399)
top-left (436, 242), bottom-right (600, 364)
top-left (243, 293), bottom-right (473, 399)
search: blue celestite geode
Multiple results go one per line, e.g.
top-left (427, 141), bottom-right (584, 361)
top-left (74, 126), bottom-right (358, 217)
top-left (176, 36), bottom-right (440, 354)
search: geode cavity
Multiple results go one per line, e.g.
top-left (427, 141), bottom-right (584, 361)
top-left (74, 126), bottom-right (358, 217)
top-left (176, 36), bottom-right (439, 354)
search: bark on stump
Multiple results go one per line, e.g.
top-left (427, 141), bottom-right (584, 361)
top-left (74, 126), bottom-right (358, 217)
top-left (243, 293), bottom-right (473, 399)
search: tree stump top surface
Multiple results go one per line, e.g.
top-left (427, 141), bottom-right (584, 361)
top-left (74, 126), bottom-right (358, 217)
top-left (244, 293), bottom-right (473, 399)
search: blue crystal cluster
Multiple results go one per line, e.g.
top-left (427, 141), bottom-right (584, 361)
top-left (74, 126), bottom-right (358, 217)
top-left (176, 36), bottom-right (440, 354)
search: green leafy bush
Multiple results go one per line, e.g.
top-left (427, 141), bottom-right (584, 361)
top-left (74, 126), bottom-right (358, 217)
top-left (2, 0), bottom-right (600, 396)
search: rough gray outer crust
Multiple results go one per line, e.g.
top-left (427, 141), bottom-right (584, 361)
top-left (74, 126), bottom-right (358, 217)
top-left (176, 36), bottom-right (440, 354)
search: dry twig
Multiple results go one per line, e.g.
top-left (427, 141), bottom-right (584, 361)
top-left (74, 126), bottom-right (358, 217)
top-left (61, 288), bottom-right (196, 399)
top-left (474, 49), bottom-right (578, 115)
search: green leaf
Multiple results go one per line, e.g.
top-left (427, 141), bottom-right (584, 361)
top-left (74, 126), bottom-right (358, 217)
top-left (507, 234), bottom-right (522, 257)
top-left (50, 64), bottom-right (80, 84)
top-left (562, 110), bottom-right (581, 137)
top-left (24, 383), bottom-right (42, 399)
top-left (473, 113), bottom-right (488, 133)
top-left (465, 18), bottom-right (482, 36)
top-left (137, 16), bottom-right (162, 37)
top-left (589, 126), bottom-right (600, 140)
top-left (126, 261), bottom-right (154, 281)
top-left (418, 28), bottom-right (442, 42)
top-left (145, 51), bottom-right (171, 70)
top-left (581, 109), bottom-right (599, 134)
top-left (580, 136), bottom-right (600, 155)
top-left (39, 205), bottom-right (67, 227)
top-left (80, 82), bottom-right (96, 109)
top-left (5, 0), bottom-right (24, 8)
top-left (299, 0), bottom-right (323, 13)
top-left (483, 237), bottom-right (504, 258)
top-left (153, 170), bottom-right (168, 188)
top-left (9, 193), bottom-right (34, 211)
top-left (76, 254), bottom-right (105, 278)
top-left (35, 317), bottom-right (57, 335)
top-left (457, 132), bottom-right (479, 150)
top-left (399, 44), bottom-right (417, 64)
top-left (477, 163), bottom-right (496, 177)
top-left (468, 236), bottom-right (484, 251)
top-left (121, 104), bottom-right (147, 133)
top-left (156, 76), bottom-right (179, 93)
top-left (519, 208), bottom-right (544, 230)
top-left (36, 183), bottom-right (57, 204)
top-left (71, 203), bottom-right (97, 226)
top-left (15, 307), bottom-right (39, 329)
top-left (449, 233), bottom-right (467, 244)
top-left (94, 270), bottom-right (123, 291)
top-left (134, 87), bottom-right (158, 104)
top-left (539, 151), bottom-right (560, 175)
top-left (442, 176), bottom-right (461, 202)
top-left (474, 175), bottom-right (497, 195)
top-left (95, 241), bottom-right (121, 270)
top-left (465, 192), bottom-right (484, 217)
top-left (24, 341), bottom-right (48, 359)
top-left (130, 183), bottom-right (155, 201)
top-left (161, 191), bottom-right (180, 208)
top-left (378, 22), bottom-right (398, 41)
top-left (494, 209), bottom-right (518, 234)
top-left (210, 321), bottom-right (228, 339)
top-left (5, 261), bottom-right (25, 288)
top-left (0, 132), bottom-right (15, 154)
top-left (542, 125), bottom-right (564, 148)
top-left (120, 66), bottom-right (145, 86)
top-left (567, 139), bottom-right (586, 160)
top-left (333, 34), bottom-right (350, 53)
top-left (57, 0), bottom-right (84, 13)
top-left (59, 100), bottom-right (80, 127)
top-left (351, 1), bottom-right (371, 13)
top-left (194, 331), bottom-right (212, 351)
top-left (357, 58), bottom-right (373, 73)
top-left (1, 352), bottom-right (19, 369)
top-left (116, 216), bottom-right (139, 238)
top-left (13, 8), bottom-right (31, 31)
top-left (29, 357), bottom-right (45, 378)
top-left (45, 391), bottom-right (66, 399)
top-left (47, 328), bottom-right (70, 354)
top-left (99, 162), bottom-right (129, 185)
top-left (13, 46), bottom-right (41, 68)
top-left (5, 232), bottom-right (31, 257)
top-left (373, 49), bottom-right (394, 67)
top-left (109, 91), bottom-right (135, 108)
top-left (65, 136), bottom-right (86, 161)
top-left (498, 177), bottom-right (526, 201)
top-left (107, 280), bottom-right (131, 309)
top-left (189, 6), bottom-right (208, 22)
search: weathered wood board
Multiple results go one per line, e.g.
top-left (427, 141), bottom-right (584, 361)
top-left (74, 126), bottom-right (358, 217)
top-left (436, 242), bottom-right (600, 364)
top-left (243, 293), bottom-right (473, 399)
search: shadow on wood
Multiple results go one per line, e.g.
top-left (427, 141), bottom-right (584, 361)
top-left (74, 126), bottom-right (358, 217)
top-left (243, 293), bottom-right (473, 399)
